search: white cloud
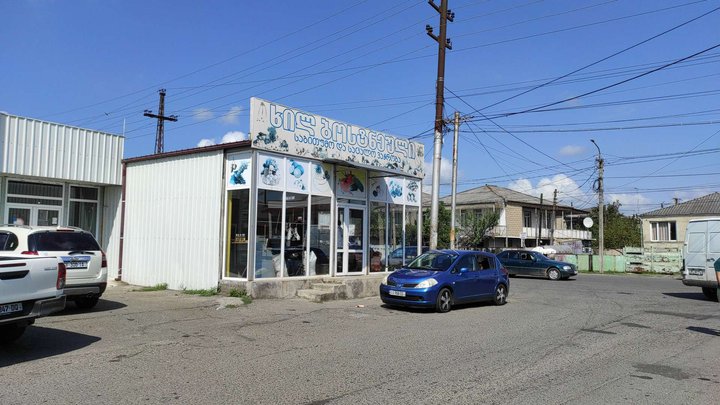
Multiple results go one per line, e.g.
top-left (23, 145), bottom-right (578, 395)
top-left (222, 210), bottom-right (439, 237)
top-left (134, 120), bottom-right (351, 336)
top-left (221, 106), bottom-right (243, 124)
top-left (508, 174), bottom-right (590, 206)
top-left (607, 193), bottom-right (651, 214)
top-left (197, 138), bottom-right (216, 147)
top-left (423, 157), bottom-right (460, 186)
top-left (192, 108), bottom-right (214, 121)
top-left (559, 145), bottom-right (585, 156)
top-left (196, 131), bottom-right (248, 148)
top-left (221, 131), bottom-right (248, 143)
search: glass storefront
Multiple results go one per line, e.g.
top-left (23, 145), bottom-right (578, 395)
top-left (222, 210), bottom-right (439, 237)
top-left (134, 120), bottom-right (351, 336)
top-left (224, 152), bottom-right (421, 280)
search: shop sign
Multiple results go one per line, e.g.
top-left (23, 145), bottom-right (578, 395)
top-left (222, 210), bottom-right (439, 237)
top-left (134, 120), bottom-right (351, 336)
top-left (226, 153), bottom-right (252, 190)
top-left (311, 162), bottom-right (333, 196)
top-left (368, 176), bottom-right (421, 207)
top-left (257, 153), bottom-right (285, 191)
top-left (249, 97), bottom-right (425, 178)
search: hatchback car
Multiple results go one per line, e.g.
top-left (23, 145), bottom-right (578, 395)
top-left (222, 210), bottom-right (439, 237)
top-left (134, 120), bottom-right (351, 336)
top-left (0, 225), bottom-right (107, 309)
top-left (379, 250), bottom-right (509, 313)
top-left (496, 249), bottom-right (577, 280)
top-left (383, 245), bottom-right (430, 269)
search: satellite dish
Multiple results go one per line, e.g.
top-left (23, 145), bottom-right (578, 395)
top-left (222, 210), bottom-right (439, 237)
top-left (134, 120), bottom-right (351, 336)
top-left (583, 217), bottom-right (594, 228)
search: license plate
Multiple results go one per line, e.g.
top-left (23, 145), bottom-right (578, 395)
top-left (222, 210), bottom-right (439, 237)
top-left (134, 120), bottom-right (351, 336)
top-left (688, 268), bottom-right (705, 276)
top-left (0, 302), bottom-right (23, 315)
top-left (65, 261), bottom-right (88, 269)
top-left (389, 290), bottom-right (406, 297)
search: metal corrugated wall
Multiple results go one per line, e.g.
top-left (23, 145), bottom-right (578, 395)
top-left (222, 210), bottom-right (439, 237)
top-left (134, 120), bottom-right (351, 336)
top-left (102, 185), bottom-right (123, 280)
top-left (0, 113), bottom-right (123, 185)
top-left (122, 151), bottom-right (225, 290)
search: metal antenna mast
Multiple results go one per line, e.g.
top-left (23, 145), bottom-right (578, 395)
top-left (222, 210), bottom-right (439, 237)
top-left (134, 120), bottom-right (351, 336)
top-left (144, 89), bottom-right (178, 154)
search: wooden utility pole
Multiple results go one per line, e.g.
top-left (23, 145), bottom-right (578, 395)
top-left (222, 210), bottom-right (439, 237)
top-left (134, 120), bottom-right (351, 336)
top-left (537, 193), bottom-right (543, 246)
top-left (144, 89), bottom-right (178, 154)
top-left (427, 0), bottom-right (454, 249)
top-left (591, 139), bottom-right (604, 273)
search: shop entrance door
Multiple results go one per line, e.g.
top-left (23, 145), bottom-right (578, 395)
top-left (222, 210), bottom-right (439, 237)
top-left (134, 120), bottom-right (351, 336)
top-left (6, 205), bottom-right (61, 226)
top-left (336, 205), bottom-right (365, 275)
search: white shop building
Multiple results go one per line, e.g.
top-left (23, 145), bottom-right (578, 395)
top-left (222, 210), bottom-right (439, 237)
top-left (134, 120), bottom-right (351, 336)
top-left (0, 112), bottom-right (124, 270)
top-left (119, 98), bottom-right (425, 295)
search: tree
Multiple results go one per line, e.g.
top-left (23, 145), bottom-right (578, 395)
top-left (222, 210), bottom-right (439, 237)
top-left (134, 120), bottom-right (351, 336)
top-left (456, 210), bottom-right (501, 249)
top-left (422, 202), bottom-right (452, 248)
top-left (589, 200), bottom-right (641, 250)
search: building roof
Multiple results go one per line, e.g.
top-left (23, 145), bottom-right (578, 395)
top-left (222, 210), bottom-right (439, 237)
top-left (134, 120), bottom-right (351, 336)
top-left (434, 184), bottom-right (587, 213)
top-left (642, 192), bottom-right (720, 218)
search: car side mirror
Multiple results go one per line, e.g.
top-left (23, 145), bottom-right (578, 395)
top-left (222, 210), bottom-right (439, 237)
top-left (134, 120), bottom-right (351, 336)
top-left (459, 267), bottom-right (469, 273)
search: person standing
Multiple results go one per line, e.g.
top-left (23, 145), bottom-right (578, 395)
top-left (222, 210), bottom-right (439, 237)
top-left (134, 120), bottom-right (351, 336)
top-left (715, 257), bottom-right (720, 302)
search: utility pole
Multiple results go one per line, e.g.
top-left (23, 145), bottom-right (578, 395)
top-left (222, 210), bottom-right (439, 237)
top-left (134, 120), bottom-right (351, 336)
top-left (591, 139), bottom-right (604, 273)
top-left (427, 0), bottom-right (454, 249)
top-left (448, 111), bottom-right (473, 249)
top-left (537, 193), bottom-right (543, 246)
top-left (144, 89), bottom-right (178, 154)
top-left (450, 111), bottom-right (460, 250)
top-left (551, 189), bottom-right (557, 245)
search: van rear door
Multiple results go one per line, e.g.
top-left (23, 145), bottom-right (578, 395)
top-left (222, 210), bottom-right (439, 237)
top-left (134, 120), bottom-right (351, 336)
top-left (684, 219), bottom-right (720, 285)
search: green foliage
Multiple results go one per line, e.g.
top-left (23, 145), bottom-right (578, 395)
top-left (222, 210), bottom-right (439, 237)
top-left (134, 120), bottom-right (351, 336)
top-left (183, 288), bottom-right (219, 296)
top-left (228, 288), bottom-right (252, 304)
top-left (422, 202), bottom-right (452, 248)
top-left (457, 210), bottom-right (501, 249)
top-left (589, 200), bottom-right (641, 250)
top-left (136, 283), bottom-right (168, 292)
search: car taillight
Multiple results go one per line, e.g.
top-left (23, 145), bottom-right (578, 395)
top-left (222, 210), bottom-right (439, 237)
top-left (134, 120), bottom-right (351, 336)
top-left (500, 266), bottom-right (509, 275)
top-left (21, 251), bottom-right (39, 255)
top-left (101, 251), bottom-right (107, 268)
top-left (57, 262), bottom-right (66, 290)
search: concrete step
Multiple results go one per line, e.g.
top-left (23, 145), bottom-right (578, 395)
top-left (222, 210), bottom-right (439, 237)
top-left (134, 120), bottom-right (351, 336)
top-left (297, 289), bottom-right (336, 303)
top-left (311, 283), bottom-right (345, 293)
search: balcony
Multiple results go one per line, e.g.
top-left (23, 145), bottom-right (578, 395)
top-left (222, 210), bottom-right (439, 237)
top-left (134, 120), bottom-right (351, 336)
top-left (522, 227), bottom-right (591, 241)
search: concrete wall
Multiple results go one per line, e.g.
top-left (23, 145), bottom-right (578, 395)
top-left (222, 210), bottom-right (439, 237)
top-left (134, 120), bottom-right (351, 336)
top-left (506, 205), bottom-right (523, 237)
top-left (641, 216), bottom-right (696, 251)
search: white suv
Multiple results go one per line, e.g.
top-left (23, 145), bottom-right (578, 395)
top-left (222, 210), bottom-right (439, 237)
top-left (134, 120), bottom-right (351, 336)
top-left (0, 226), bottom-right (107, 309)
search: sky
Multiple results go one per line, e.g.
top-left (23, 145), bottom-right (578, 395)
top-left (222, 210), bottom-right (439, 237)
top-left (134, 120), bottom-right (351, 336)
top-left (2, 0), bottom-right (719, 214)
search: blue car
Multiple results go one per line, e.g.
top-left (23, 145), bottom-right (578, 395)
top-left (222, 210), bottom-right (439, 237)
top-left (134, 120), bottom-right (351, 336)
top-left (379, 250), bottom-right (509, 313)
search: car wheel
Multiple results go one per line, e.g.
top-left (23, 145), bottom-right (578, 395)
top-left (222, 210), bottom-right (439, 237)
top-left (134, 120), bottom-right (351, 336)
top-left (75, 295), bottom-right (100, 309)
top-left (494, 284), bottom-right (507, 306)
top-left (701, 287), bottom-right (718, 302)
top-left (547, 268), bottom-right (561, 281)
top-left (436, 288), bottom-right (452, 313)
top-left (0, 324), bottom-right (27, 344)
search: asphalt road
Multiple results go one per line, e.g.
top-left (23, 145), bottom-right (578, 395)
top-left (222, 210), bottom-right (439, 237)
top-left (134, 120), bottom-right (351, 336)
top-left (1, 273), bottom-right (718, 404)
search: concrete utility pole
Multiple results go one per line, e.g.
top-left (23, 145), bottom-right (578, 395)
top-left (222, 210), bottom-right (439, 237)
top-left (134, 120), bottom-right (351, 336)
top-left (591, 139), bottom-right (604, 273)
top-left (450, 112), bottom-right (460, 249)
top-left (537, 193), bottom-right (543, 246)
top-left (427, 0), bottom-right (454, 249)
top-left (551, 189), bottom-right (557, 245)
top-left (144, 89), bottom-right (178, 154)
top-left (448, 111), bottom-right (473, 249)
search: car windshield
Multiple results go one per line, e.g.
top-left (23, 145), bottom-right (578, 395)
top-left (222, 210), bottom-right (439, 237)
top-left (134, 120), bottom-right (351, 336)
top-left (406, 252), bottom-right (457, 271)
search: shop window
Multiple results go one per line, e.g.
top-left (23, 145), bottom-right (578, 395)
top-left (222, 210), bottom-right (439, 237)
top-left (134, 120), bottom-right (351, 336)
top-left (284, 193), bottom-right (308, 277)
top-left (227, 189), bottom-right (250, 278)
top-left (369, 202), bottom-right (387, 272)
top-left (255, 190), bottom-right (284, 278)
top-left (309, 196), bottom-right (331, 275)
top-left (68, 186), bottom-right (99, 235)
top-left (406, 206), bottom-right (419, 247)
top-left (387, 204), bottom-right (404, 271)
top-left (8, 180), bottom-right (62, 198)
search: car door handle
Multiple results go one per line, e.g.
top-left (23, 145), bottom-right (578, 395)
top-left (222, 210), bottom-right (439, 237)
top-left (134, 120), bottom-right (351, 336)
top-left (708, 258), bottom-right (716, 262)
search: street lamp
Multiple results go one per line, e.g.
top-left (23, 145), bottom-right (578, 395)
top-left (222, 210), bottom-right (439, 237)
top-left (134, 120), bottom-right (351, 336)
top-left (590, 139), bottom-right (604, 273)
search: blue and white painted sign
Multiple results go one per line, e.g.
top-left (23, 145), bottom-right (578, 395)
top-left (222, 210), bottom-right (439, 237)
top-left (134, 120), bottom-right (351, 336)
top-left (250, 97), bottom-right (425, 178)
top-left (227, 152), bottom-right (251, 190)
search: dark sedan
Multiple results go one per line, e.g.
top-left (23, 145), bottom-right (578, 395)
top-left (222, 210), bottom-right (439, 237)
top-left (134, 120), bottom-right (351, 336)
top-left (496, 250), bottom-right (577, 280)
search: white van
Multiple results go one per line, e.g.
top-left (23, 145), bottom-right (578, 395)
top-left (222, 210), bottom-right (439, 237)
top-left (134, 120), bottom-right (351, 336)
top-left (682, 218), bottom-right (720, 301)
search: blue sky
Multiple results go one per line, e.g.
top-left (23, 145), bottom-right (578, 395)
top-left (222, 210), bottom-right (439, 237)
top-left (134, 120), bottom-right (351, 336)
top-left (2, 0), bottom-right (719, 213)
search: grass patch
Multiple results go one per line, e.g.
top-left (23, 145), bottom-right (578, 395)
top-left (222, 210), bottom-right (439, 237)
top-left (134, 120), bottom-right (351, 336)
top-left (183, 288), bottom-right (219, 296)
top-left (135, 283), bottom-right (168, 292)
top-left (224, 304), bottom-right (239, 309)
top-left (228, 288), bottom-right (252, 304)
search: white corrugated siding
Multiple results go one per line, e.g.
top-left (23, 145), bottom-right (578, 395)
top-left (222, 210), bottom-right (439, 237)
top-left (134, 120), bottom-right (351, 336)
top-left (122, 151), bottom-right (224, 290)
top-left (102, 185), bottom-right (123, 280)
top-left (0, 113), bottom-right (123, 185)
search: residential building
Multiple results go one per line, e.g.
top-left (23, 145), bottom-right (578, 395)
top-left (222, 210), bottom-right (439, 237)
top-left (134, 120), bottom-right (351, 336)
top-left (438, 185), bottom-right (592, 251)
top-left (640, 192), bottom-right (720, 251)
